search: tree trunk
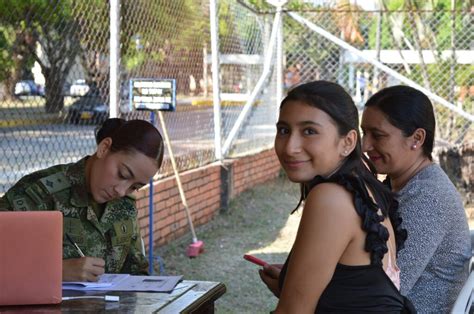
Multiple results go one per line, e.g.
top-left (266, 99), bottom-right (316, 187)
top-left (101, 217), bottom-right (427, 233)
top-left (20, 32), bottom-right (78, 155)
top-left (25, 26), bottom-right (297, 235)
top-left (4, 32), bottom-right (28, 100)
top-left (43, 67), bottom-right (65, 113)
top-left (373, 6), bottom-right (382, 91)
top-left (381, 1), bottom-right (412, 74)
top-left (406, 7), bottom-right (432, 90)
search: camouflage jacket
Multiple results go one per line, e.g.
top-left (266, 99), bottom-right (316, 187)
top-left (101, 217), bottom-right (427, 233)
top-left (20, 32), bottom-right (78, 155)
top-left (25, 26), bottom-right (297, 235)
top-left (0, 157), bottom-right (149, 275)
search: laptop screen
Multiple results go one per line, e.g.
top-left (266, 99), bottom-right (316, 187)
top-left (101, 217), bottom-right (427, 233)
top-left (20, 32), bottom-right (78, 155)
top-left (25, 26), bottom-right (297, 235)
top-left (0, 211), bottom-right (63, 305)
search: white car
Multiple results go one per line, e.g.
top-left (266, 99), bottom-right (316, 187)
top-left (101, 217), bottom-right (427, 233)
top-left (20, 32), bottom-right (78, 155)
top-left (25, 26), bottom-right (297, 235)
top-left (14, 80), bottom-right (44, 96)
top-left (69, 79), bottom-right (90, 97)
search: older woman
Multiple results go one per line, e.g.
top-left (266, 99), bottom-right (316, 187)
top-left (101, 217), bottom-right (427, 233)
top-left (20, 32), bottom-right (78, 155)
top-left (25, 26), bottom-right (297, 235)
top-left (361, 85), bottom-right (471, 312)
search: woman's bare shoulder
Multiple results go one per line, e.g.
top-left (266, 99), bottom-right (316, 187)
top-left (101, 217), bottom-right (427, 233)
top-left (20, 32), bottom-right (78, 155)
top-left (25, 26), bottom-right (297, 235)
top-left (306, 182), bottom-right (354, 209)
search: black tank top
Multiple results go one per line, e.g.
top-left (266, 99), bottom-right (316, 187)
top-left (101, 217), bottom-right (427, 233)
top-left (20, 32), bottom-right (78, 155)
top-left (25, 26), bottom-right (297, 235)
top-left (278, 174), bottom-right (416, 313)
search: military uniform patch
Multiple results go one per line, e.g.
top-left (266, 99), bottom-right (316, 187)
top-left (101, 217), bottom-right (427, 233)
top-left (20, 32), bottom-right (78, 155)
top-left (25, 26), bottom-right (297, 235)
top-left (112, 220), bottom-right (133, 246)
top-left (12, 197), bottom-right (29, 211)
top-left (25, 185), bottom-right (50, 208)
top-left (39, 173), bottom-right (70, 194)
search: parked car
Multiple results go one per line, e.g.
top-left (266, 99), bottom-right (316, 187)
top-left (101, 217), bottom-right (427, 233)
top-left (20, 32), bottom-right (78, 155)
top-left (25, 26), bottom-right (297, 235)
top-left (65, 90), bottom-right (108, 125)
top-left (14, 80), bottom-right (45, 97)
top-left (69, 79), bottom-right (90, 97)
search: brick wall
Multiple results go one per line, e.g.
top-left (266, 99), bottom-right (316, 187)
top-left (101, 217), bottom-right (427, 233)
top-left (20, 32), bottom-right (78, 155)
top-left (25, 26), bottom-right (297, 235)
top-left (231, 149), bottom-right (282, 197)
top-left (134, 148), bottom-right (281, 249)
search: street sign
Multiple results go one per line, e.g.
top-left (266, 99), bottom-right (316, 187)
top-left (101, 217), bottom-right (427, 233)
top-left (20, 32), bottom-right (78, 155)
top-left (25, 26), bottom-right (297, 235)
top-left (129, 78), bottom-right (176, 111)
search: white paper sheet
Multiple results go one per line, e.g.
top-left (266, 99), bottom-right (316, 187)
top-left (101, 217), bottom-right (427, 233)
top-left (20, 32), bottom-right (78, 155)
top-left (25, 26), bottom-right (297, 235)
top-left (62, 274), bottom-right (183, 293)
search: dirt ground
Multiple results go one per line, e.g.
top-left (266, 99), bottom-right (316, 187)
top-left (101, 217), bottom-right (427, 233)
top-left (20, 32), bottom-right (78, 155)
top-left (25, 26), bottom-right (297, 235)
top-left (158, 176), bottom-right (300, 313)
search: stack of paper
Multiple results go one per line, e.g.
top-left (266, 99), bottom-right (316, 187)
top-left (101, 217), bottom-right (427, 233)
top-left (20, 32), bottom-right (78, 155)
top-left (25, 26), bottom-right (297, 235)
top-left (63, 274), bottom-right (182, 293)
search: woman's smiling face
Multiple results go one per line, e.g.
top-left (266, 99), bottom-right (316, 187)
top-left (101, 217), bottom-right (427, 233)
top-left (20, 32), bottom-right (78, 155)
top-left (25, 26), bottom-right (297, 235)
top-left (361, 106), bottom-right (414, 176)
top-left (274, 101), bottom-right (346, 183)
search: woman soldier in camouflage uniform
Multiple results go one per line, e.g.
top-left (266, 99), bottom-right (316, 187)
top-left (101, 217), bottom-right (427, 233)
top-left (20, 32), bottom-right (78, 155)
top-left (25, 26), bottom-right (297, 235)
top-left (0, 118), bottom-right (164, 282)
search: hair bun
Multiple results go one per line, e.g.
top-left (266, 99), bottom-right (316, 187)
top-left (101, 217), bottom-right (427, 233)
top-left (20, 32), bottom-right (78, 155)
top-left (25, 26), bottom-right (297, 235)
top-left (95, 118), bottom-right (126, 144)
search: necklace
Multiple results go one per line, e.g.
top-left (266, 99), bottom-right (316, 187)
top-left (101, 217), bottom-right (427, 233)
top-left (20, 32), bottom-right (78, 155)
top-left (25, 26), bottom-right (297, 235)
top-left (392, 158), bottom-right (432, 192)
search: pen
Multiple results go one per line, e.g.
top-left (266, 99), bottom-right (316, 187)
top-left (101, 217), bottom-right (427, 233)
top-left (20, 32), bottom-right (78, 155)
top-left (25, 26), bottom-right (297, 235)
top-left (62, 296), bottom-right (120, 302)
top-left (65, 233), bottom-right (85, 257)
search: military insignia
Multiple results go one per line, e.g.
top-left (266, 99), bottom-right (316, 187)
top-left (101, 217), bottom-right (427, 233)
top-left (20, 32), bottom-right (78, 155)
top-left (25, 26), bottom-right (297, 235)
top-left (112, 220), bottom-right (133, 246)
top-left (39, 173), bottom-right (71, 194)
top-left (25, 185), bottom-right (48, 205)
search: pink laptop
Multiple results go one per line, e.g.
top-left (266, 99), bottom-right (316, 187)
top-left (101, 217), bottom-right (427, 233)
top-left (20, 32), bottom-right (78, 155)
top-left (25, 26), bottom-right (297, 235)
top-left (0, 211), bottom-right (63, 305)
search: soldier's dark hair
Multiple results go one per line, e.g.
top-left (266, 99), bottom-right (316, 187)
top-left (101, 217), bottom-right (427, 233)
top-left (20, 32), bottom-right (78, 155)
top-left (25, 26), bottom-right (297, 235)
top-left (364, 85), bottom-right (435, 161)
top-left (95, 118), bottom-right (164, 167)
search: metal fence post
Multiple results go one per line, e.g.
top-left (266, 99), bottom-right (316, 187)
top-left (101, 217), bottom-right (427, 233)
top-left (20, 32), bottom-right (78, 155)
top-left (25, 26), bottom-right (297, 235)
top-left (276, 4), bottom-right (284, 115)
top-left (148, 112), bottom-right (155, 274)
top-left (210, 0), bottom-right (222, 161)
top-left (109, 0), bottom-right (120, 118)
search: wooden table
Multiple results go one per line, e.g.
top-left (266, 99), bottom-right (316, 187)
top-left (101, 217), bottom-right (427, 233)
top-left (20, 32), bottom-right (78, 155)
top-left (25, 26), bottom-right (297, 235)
top-left (0, 280), bottom-right (226, 313)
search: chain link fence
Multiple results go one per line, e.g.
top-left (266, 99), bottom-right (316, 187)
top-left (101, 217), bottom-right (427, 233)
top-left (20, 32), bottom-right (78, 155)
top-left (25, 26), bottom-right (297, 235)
top-left (120, 0), bottom-right (214, 178)
top-left (217, 0), bottom-right (278, 157)
top-left (0, 0), bottom-right (472, 193)
top-left (283, 7), bottom-right (473, 146)
top-left (0, 0), bottom-right (100, 192)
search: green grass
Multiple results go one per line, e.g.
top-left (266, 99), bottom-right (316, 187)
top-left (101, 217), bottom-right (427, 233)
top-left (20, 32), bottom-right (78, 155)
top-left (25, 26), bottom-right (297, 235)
top-left (156, 175), bottom-right (301, 313)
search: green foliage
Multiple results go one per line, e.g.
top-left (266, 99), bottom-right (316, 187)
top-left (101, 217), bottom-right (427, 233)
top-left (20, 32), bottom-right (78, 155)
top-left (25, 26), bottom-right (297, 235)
top-left (376, 0), bottom-right (469, 51)
top-left (383, 0), bottom-right (462, 10)
top-left (121, 0), bottom-right (207, 71)
top-left (364, 0), bottom-right (473, 95)
top-left (124, 50), bottom-right (166, 72)
top-left (368, 15), bottom-right (392, 49)
top-left (72, 0), bottom-right (108, 54)
top-left (0, 26), bottom-right (14, 82)
top-left (0, 0), bottom-right (80, 112)
top-left (218, 0), bottom-right (269, 54)
top-left (245, 0), bottom-right (315, 11)
top-left (0, 0), bottom-right (75, 29)
top-left (383, 0), bottom-right (404, 10)
top-left (0, 0), bottom-right (75, 84)
top-left (219, 0), bottom-right (232, 42)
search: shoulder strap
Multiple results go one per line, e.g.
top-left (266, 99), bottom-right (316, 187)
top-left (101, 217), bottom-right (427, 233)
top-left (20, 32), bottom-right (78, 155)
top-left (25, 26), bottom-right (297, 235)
top-left (39, 172), bottom-right (71, 194)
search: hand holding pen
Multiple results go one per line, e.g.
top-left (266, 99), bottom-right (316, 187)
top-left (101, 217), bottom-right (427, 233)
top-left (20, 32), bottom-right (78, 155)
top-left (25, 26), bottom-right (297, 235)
top-left (66, 233), bottom-right (85, 257)
top-left (63, 233), bottom-right (105, 282)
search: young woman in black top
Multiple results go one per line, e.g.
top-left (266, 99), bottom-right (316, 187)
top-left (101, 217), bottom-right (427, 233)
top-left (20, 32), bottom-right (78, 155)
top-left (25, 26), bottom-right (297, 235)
top-left (259, 81), bottom-right (415, 313)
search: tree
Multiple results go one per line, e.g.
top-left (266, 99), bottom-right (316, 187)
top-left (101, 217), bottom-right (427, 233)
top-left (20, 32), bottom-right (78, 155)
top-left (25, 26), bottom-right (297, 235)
top-left (69, 0), bottom-right (109, 101)
top-left (0, 26), bottom-right (23, 100)
top-left (70, 0), bottom-right (209, 98)
top-left (0, 0), bottom-right (81, 113)
top-left (380, 0), bottom-right (472, 141)
top-left (123, 0), bottom-right (210, 95)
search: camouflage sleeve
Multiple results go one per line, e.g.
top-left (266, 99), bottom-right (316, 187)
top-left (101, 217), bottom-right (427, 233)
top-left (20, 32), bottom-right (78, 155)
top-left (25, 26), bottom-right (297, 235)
top-left (122, 216), bottom-right (149, 275)
top-left (0, 194), bottom-right (13, 211)
top-left (0, 181), bottom-right (53, 211)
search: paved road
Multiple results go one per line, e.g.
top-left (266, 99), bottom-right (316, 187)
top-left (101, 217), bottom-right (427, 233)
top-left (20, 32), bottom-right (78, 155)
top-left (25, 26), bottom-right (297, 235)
top-left (0, 104), bottom-right (277, 193)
